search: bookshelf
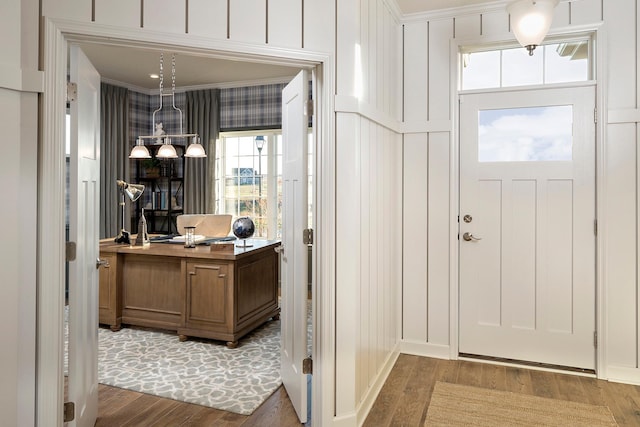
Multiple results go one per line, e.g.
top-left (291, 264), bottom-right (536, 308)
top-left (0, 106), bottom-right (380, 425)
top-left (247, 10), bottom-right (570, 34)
top-left (132, 145), bottom-right (184, 234)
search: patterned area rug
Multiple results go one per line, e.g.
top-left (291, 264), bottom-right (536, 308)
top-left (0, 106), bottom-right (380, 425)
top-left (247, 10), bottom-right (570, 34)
top-left (65, 310), bottom-right (282, 415)
top-left (425, 381), bottom-right (618, 426)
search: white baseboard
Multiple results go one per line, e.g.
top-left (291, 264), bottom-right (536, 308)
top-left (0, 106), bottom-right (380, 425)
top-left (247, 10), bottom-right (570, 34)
top-left (400, 340), bottom-right (451, 359)
top-left (606, 366), bottom-right (640, 386)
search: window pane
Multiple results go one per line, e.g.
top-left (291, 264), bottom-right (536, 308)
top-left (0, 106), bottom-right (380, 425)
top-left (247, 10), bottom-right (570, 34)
top-left (462, 51), bottom-right (500, 90)
top-left (478, 105), bottom-right (573, 162)
top-left (502, 47), bottom-right (543, 87)
top-left (545, 42), bottom-right (589, 84)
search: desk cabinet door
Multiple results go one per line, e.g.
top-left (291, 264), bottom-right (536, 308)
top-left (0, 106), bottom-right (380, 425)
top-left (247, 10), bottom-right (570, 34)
top-left (98, 252), bottom-right (119, 328)
top-left (185, 261), bottom-right (232, 332)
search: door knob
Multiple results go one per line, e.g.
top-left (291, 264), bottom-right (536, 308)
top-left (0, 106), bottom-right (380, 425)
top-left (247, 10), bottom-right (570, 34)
top-left (462, 232), bottom-right (482, 242)
top-left (96, 258), bottom-right (110, 269)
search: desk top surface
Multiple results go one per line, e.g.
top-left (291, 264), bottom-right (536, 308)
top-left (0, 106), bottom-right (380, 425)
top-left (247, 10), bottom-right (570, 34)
top-left (100, 237), bottom-right (280, 261)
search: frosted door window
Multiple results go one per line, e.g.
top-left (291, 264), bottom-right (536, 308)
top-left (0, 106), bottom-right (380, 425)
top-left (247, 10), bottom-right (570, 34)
top-left (478, 105), bottom-right (573, 162)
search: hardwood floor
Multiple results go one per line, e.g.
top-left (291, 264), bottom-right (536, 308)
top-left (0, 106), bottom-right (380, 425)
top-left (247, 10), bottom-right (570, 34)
top-left (97, 384), bottom-right (302, 426)
top-left (364, 354), bottom-right (640, 426)
top-left (98, 354), bottom-right (640, 426)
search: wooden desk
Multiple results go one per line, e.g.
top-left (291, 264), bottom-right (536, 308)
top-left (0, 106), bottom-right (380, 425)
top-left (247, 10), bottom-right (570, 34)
top-left (98, 239), bottom-right (280, 348)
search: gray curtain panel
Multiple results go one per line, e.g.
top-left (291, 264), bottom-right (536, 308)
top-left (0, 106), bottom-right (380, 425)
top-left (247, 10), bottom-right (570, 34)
top-left (185, 89), bottom-right (220, 214)
top-left (100, 83), bottom-right (130, 239)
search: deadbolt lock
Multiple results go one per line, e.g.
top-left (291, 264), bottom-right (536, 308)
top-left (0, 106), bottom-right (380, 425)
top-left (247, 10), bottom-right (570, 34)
top-left (463, 215), bottom-right (472, 223)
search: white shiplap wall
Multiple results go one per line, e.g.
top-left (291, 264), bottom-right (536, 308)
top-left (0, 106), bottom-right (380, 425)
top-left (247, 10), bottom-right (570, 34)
top-left (335, 0), bottom-right (403, 424)
top-left (401, 0), bottom-right (640, 385)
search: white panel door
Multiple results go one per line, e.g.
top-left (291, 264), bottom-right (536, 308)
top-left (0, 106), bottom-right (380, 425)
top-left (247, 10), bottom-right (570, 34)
top-left (68, 45), bottom-right (101, 427)
top-left (281, 69), bottom-right (309, 423)
top-left (459, 86), bottom-right (596, 370)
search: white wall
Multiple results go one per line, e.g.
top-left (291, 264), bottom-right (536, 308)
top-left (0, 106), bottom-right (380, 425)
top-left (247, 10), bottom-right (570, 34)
top-left (0, 0), bottom-right (40, 425)
top-left (401, 0), bottom-right (640, 385)
top-left (335, 0), bottom-right (404, 424)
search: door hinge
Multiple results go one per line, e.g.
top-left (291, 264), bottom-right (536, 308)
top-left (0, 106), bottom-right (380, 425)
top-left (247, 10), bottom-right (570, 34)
top-left (594, 219), bottom-right (597, 236)
top-left (594, 107), bottom-right (597, 124)
top-left (306, 99), bottom-right (314, 116)
top-left (302, 357), bottom-right (313, 375)
top-left (594, 331), bottom-right (598, 348)
top-left (303, 228), bottom-right (313, 245)
top-left (66, 241), bottom-right (77, 262)
top-left (63, 401), bottom-right (75, 422)
top-left (67, 82), bottom-right (77, 102)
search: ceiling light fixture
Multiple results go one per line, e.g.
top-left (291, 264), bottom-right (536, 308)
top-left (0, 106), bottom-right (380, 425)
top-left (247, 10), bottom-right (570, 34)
top-left (507, 0), bottom-right (559, 56)
top-left (130, 53), bottom-right (206, 159)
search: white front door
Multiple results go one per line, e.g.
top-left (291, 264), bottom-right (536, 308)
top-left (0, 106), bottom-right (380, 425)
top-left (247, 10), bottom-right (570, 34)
top-left (459, 86), bottom-right (596, 369)
top-left (67, 45), bottom-right (101, 426)
top-left (281, 69), bottom-right (310, 423)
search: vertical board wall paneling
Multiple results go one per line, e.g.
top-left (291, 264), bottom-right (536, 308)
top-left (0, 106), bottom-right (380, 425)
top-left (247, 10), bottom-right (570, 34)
top-left (336, 0), bottom-right (360, 96)
top-left (229, 0), bottom-right (266, 44)
top-left (95, 0), bottom-right (140, 28)
top-left (550, 2), bottom-right (571, 28)
top-left (187, 0), bottom-right (227, 38)
top-left (361, 0), bottom-right (371, 106)
top-left (427, 132), bottom-right (450, 345)
top-left (1, 1), bottom-right (19, 63)
top-left (569, 0), bottom-right (603, 25)
top-left (358, 118), bottom-right (371, 401)
top-left (143, 0), bottom-right (186, 33)
top-left (375, 0), bottom-right (385, 112)
top-left (605, 0), bottom-right (637, 109)
top-left (335, 113), bottom-right (360, 415)
top-left (604, 0), bottom-right (638, 369)
top-left (428, 19), bottom-right (453, 121)
top-left (480, 10), bottom-right (509, 36)
top-left (42, 0), bottom-right (91, 21)
top-left (604, 124), bottom-right (637, 367)
top-left (402, 133), bottom-right (429, 342)
top-left (302, 0), bottom-right (334, 52)
top-left (403, 22), bottom-right (428, 123)
top-left (454, 14), bottom-right (481, 40)
top-left (368, 121), bottom-right (379, 387)
top-left (268, 0), bottom-right (302, 48)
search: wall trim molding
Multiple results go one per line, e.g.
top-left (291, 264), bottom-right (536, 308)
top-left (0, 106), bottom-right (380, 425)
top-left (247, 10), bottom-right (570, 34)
top-left (356, 346), bottom-right (401, 425)
top-left (400, 340), bottom-right (451, 359)
top-left (608, 108), bottom-right (640, 124)
top-left (334, 94), bottom-right (403, 134)
top-left (0, 64), bottom-right (44, 93)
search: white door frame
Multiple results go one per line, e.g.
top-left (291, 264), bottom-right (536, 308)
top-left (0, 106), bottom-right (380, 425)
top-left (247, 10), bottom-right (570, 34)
top-left (38, 17), bottom-right (336, 426)
top-left (449, 24), bottom-right (607, 377)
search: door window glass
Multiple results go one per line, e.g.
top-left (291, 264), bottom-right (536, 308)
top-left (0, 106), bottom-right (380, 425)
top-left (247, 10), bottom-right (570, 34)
top-left (478, 105), bottom-right (573, 162)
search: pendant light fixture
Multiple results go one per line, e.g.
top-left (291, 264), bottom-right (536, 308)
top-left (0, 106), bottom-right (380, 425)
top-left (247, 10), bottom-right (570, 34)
top-left (507, 0), bottom-right (559, 56)
top-left (129, 53), bottom-right (207, 159)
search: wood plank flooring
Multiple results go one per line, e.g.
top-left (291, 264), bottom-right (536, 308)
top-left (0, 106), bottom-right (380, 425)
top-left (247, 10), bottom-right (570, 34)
top-left (98, 354), bottom-right (640, 426)
top-left (364, 354), bottom-right (640, 426)
top-left (97, 384), bottom-right (302, 426)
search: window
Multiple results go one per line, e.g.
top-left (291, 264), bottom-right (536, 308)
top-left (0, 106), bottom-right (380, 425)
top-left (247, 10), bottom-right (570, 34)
top-left (478, 105), bottom-right (573, 162)
top-left (462, 40), bottom-right (590, 90)
top-left (215, 130), bottom-right (313, 239)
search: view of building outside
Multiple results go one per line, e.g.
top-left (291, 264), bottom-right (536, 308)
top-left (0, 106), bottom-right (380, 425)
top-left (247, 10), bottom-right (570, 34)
top-left (216, 131), bottom-right (312, 240)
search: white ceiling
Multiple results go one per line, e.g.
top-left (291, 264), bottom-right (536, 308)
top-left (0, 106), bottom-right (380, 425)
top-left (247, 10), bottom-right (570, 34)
top-left (78, 43), bottom-right (301, 90)
top-left (78, 1), bottom-right (493, 90)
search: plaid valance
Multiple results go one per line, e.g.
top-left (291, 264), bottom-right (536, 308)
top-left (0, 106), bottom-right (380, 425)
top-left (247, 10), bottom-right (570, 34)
top-left (219, 83), bottom-right (285, 131)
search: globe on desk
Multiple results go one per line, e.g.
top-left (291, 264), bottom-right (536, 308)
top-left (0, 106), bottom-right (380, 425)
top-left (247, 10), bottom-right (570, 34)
top-left (232, 217), bottom-right (255, 248)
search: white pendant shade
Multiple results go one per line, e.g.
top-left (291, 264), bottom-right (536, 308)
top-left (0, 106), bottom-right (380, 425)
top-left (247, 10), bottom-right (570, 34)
top-left (129, 139), bottom-right (152, 159)
top-left (185, 136), bottom-right (207, 158)
top-left (156, 138), bottom-right (179, 158)
top-left (508, 0), bottom-right (558, 55)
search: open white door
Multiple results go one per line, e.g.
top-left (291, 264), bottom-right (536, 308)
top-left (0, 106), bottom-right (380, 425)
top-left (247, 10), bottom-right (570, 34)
top-left (67, 45), bottom-right (101, 427)
top-left (281, 69), bottom-right (309, 423)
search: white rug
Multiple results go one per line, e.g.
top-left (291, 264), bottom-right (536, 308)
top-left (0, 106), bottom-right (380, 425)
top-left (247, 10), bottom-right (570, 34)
top-left (66, 310), bottom-right (282, 415)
